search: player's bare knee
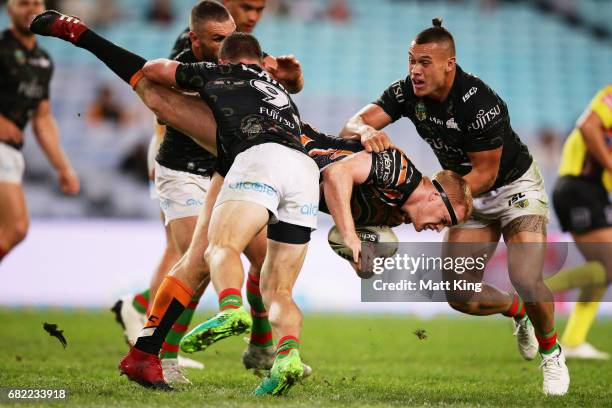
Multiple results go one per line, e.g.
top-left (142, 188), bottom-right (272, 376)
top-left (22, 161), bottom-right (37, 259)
top-left (10, 219), bottom-right (29, 247)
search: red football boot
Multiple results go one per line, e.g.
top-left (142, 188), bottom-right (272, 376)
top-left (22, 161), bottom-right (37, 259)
top-left (29, 10), bottom-right (89, 44)
top-left (119, 348), bottom-right (172, 391)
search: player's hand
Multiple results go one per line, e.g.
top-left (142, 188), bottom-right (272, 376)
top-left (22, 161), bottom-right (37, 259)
top-left (265, 55), bottom-right (303, 91)
top-left (361, 129), bottom-right (392, 153)
top-left (0, 117), bottom-right (24, 145)
top-left (58, 167), bottom-right (80, 195)
top-left (344, 233), bottom-right (362, 267)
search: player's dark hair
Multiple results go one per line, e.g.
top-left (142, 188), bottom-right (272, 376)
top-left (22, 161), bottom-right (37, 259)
top-left (414, 18), bottom-right (456, 56)
top-left (219, 32), bottom-right (263, 63)
top-left (190, 0), bottom-right (231, 31)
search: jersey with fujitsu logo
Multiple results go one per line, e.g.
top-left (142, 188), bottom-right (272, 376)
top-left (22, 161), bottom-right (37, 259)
top-left (175, 62), bottom-right (305, 176)
top-left (0, 29), bottom-right (53, 150)
top-left (301, 123), bottom-right (422, 225)
top-left (374, 64), bottom-right (532, 191)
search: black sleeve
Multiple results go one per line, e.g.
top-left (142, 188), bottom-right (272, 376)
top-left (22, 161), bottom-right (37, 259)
top-left (463, 87), bottom-right (507, 152)
top-left (365, 149), bottom-right (422, 193)
top-left (175, 61), bottom-right (222, 91)
top-left (372, 78), bottom-right (408, 122)
top-left (168, 27), bottom-right (190, 60)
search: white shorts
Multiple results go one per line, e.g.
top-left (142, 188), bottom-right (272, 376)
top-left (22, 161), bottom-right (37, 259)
top-left (155, 162), bottom-right (211, 225)
top-left (147, 134), bottom-right (158, 200)
top-left (0, 142), bottom-right (25, 184)
top-left (217, 143), bottom-right (320, 229)
top-left (453, 161), bottom-right (549, 230)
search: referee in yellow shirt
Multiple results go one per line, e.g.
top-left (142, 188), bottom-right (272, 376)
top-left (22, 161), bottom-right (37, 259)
top-left (547, 85), bottom-right (612, 359)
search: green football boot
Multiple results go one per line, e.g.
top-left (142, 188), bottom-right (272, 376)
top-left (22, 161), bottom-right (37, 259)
top-left (252, 349), bottom-right (305, 396)
top-left (180, 307), bottom-right (251, 354)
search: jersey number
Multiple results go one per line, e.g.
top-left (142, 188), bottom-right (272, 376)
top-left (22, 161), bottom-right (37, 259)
top-left (251, 80), bottom-right (290, 110)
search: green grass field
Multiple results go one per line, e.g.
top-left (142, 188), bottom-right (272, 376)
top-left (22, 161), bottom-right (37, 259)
top-left (0, 309), bottom-right (610, 407)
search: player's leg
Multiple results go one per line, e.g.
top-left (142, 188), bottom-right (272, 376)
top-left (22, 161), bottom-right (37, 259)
top-left (30, 11), bottom-right (218, 154)
top-left (118, 178), bottom-right (214, 389)
top-left (444, 221), bottom-right (538, 361)
top-left (559, 228), bottom-right (612, 359)
top-left (503, 215), bottom-right (569, 395)
top-left (241, 228), bottom-right (277, 369)
top-left (443, 225), bottom-right (516, 315)
top-left (253, 236), bottom-right (309, 396)
top-left (0, 144), bottom-right (28, 262)
top-left (0, 183), bottom-right (29, 262)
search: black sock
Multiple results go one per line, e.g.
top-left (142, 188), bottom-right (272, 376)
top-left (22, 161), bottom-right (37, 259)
top-left (134, 299), bottom-right (186, 355)
top-left (75, 30), bottom-right (146, 85)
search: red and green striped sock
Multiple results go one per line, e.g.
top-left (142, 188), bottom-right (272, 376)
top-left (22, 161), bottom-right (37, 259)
top-left (161, 295), bottom-right (200, 359)
top-left (219, 288), bottom-right (243, 311)
top-left (276, 335), bottom-right (299, 360)
top-left (502, 293), bottom-right (526, 322)
top-left (536, 329), bottom-right (560, 355)
top-left (246, 273), bottom-right (273, 348)
top-left (132, 289), bottom-right (150, 314)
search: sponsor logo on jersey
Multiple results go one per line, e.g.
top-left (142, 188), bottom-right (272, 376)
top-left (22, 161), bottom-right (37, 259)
top-left (446, 117), bottom-right (460, 131)
top-left (376, 151), bottom-right (394, 186)
top-left (228, 181), bottom-right (277, 196)
top-left (462, 87), bottom-right (478, 102)
top-left (391, 81), bottom-right (405, 103)
top-left (429, 116), bottom-right (443, 126)
top-left (259, 107), bottom-right (296, 129)
top-left (28, 57), bottom-right (51, 68)
top-left (467, 105), bottom-right (501, 132)
top-left (423, 137), bottom-right (465, 156)
top-left (415, 101), bottom-right (427, 121)
top-left (14, 49), bottom-right (26, 65)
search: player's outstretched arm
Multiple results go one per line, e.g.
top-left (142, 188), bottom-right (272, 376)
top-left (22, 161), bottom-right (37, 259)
top-left (322, 151), bottom-right (372, 264)
top-left (32, 101), bottom-right (80, 195)
top-left (340, 104), bottom-right (393, 153)
top-left (463, 148), bottom-right (502, 196)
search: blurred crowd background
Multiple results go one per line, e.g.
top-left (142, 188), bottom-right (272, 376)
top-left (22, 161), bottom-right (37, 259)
top-left (1, 0), bottom-right (611, 230)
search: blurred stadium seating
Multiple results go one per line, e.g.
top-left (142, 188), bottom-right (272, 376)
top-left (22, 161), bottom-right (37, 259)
top-left (0, 0), bottom-right (611, 219)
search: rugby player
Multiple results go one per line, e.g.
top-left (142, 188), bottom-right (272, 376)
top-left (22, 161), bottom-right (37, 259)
top-left (0, 0), bottom-right (79, 263)
top-left (341, 19), bottom-right (569, 395)
top-left (112, 1), bottom-right (237, 384)
top-left (546, 84), bottom-right (612, 360)
top-left (128, 32), bottom-right (320, 395)
top-left (110, 0), bottom-right (305, 383)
